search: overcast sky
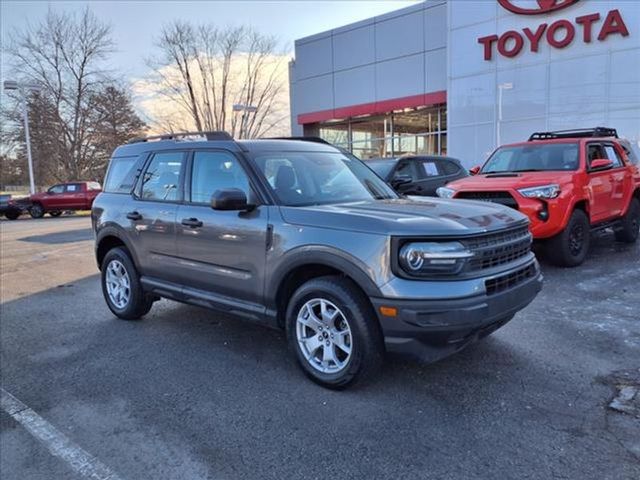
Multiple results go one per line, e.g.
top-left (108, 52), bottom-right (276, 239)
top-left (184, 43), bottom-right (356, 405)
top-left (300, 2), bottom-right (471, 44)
top-left (2, 0), bottom-right (419, 80)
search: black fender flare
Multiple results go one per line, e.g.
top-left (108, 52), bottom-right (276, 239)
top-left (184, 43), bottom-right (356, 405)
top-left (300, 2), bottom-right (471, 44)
top-left (266, 245), bottom-right (383, 309)
top-left (95, 224), bottom-right (141, 270)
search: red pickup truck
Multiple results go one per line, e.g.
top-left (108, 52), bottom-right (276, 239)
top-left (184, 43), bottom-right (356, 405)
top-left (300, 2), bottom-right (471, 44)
top-left (27, 181), bottom-right (102, 218)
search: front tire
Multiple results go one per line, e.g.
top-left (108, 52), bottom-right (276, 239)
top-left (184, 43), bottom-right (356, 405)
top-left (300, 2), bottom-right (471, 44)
top-left (615, 198), bottom-right (639, 243)
top-left (286, 276), bottom-right (384, 389)
top-left (5, 210), bottom-right (20, 220)
top-left (545, 209), bottom-right (590, 267)
top-left (29, 203), bottom-right (45, 219)
top-left (101, 247), bottom-right (153, 320)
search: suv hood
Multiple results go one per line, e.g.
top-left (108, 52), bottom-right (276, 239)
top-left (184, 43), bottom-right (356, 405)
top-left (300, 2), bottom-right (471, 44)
top-left (447, 171), bottom-right (575, 191)
top-left (279, 197), bottom-right (528, 236)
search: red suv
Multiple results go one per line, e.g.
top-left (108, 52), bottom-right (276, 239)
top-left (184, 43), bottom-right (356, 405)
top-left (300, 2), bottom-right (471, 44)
top-left (437, 128), bottom-right (640, 267)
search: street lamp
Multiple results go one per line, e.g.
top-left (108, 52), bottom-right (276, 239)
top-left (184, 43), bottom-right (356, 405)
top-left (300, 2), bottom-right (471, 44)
top-left (232, 104), bottom-right (258, 139)
top-left (4, 80), bottom-right (41, 194)
top-left (497, 82), bottom-right (513, 148)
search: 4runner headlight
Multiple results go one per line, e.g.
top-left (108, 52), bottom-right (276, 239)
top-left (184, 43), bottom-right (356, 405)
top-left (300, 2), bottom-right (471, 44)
top-left (399, 242), bottom-right (473, 275)
top-left (517, 184), bottom-right (560, 199)
top-left (436, 187), bottom-right (455, 199)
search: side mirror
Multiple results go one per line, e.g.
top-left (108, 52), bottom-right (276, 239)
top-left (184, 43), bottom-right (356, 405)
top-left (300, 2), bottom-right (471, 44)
top-left (390, 174), bottom-right (413, 188)
top-left (211, 188), bottom-right (251, 211)
top-left (469, 166), bottom-right (481, 175)
top-left (590, 158), bottom-right (613, 171)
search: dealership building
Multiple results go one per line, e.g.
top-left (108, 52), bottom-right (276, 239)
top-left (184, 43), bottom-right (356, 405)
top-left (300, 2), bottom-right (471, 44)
top-left (289, 0), bottom-right (640, 166)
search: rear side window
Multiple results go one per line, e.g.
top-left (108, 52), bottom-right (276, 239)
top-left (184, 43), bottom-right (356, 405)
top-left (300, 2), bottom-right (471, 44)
top-left (620, 143), bottom-right (639, 165)
top-left (104, 155), bottom-right (145, 194)
top-left (416, 160), bottom-right (440, 177)
top-left (141, 152), bottom-right (185, 202)
top-left (87, 182), bottom-right (102, 191)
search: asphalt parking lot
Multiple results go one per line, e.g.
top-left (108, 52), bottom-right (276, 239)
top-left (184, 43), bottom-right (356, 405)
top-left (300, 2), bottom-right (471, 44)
top-left (1, 216), bottom-right (639, 480)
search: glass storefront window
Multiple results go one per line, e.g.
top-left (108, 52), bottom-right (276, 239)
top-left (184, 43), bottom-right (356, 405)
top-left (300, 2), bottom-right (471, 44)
top-left (311, 105), bottom-right (447, 158)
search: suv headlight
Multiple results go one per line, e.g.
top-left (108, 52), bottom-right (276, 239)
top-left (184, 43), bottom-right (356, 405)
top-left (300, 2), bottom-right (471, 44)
top-left (436, 187), bottom-right (455, 198)
top-left (399, 242), bottom-right (473, 275)
top-left (517, 184), bottom-right (560, 199)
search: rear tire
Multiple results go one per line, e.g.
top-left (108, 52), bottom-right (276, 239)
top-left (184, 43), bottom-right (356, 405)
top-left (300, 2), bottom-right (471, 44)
top-left (101, 247), bottom-right (153, 320)
top-left (49, 211), bottom-right (62, 217)
top-left (545, 209), bottom-right (590, 267)
top-left (286, 276), bottom-right (384, 389)
top-left (614, 198), bottom-right (639, 243)
top-left (29, 203), bottom-right (45, 219)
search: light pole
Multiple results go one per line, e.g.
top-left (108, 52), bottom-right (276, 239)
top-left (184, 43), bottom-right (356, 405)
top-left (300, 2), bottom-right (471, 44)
top-left (4, 80), bottom-right (41, 194)
top-left (497, 82), bottom-right (513, 148)
top-left (232, 104), bottom-right (258, 139)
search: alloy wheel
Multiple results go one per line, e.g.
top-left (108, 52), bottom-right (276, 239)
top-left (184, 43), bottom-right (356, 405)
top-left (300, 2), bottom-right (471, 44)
top-left (105, 259), bottom-right (131, 309)
top-left (296, 298), bottom-right (353, 374)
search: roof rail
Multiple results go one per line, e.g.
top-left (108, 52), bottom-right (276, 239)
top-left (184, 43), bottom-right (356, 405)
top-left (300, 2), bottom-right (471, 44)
top-left (128, 131), bottom-right (233, 144)
top-left (267, 136), bottom-right (332, 145)
top-left (528, 127), bottom-right (618, 141)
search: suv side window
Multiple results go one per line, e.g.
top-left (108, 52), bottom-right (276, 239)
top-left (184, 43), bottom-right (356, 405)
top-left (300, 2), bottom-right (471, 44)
top-left (416, 160), bottom-right (441, 178)
top-left (48, 185), bottom-right (64, 194)
top-left (603, 145), bottom-right (623, 168)
top-left (190, 151), bottom-right (250, 204)
top-left (440, 160), bottom-right (460, 176)
top-left (394, 161), bottom-right (419, 181)
top-left (141, 151), bottom-right (185, 202)
top-left (587, 144), bottom-right (606, 169)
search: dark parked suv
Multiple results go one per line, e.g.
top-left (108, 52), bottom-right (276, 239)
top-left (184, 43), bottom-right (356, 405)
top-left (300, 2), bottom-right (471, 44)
top-left (93, 132), bottom-right (543, 388)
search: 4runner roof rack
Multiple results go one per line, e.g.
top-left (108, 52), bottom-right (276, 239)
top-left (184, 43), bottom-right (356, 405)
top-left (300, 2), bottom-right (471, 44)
top-left (528, 127), bottom-right (618, 141)
top-left (128, 131), bottom-right (233, 144)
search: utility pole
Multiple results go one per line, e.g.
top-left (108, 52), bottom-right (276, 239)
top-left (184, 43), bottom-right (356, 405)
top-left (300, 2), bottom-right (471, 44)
top-left (4, 80), bottom-right (41, 194)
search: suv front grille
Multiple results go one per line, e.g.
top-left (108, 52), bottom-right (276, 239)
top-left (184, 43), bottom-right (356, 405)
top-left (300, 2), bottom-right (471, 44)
top-left (485, 263), bottom-right (537, 296)
top-left (456, 191), bottom-right (519, 210)
top-left (463, 225), bottom-right (532, 271)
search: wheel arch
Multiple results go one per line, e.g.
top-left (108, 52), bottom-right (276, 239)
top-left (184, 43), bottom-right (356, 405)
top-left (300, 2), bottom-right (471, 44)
top-left (268, 249), bottom-right (382, 329)
top-left (95, 227), bottom-right (140, 271)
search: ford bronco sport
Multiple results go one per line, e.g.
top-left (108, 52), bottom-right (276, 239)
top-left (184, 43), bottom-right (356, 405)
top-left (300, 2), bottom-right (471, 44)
top-left (438, 128), bottom-right (640, 267)
top-left (92, 132), bottom-right (542, 388)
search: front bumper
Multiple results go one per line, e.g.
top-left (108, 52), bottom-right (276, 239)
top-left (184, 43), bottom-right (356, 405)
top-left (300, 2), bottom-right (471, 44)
top-left (370, 261), bottom-right (543, 362)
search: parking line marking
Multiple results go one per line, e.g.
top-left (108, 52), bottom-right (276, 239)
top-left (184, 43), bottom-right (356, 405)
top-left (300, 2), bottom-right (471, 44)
top-left (1, 388), bottom-right (124, 480)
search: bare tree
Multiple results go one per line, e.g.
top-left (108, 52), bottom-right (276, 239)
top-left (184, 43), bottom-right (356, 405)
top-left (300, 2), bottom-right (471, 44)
top-left (4, 8), bottom-right (146, 183)
top-left (146, 22), bottom-right (289, 138)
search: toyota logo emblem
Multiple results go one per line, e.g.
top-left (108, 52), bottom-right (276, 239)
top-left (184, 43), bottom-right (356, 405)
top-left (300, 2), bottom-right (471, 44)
top-left (498, 0), bottom-right (580, 15)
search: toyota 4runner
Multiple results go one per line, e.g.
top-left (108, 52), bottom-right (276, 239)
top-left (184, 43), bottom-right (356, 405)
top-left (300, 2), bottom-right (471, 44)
top-left (438, 128), bottom-right (640, 267)
top-left (93, 132), bottom-right (542, 388)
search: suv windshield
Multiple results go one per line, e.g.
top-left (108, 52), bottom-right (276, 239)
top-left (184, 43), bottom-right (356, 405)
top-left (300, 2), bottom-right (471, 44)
top-left (482, 143), bottom-right (579, 173)
top-left (252, 151), bottom-right (398, 206)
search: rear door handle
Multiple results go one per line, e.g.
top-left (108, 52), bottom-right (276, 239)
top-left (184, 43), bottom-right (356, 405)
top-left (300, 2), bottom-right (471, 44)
top-left (181, 217), bottom-right (203, 228)
top-left (126, 211), bottom-right (142, 221)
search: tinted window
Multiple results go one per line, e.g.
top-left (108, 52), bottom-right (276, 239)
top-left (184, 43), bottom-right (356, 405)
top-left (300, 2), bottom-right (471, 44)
top-left (141, 152), bottom-right (185, 202)
top-left (190, 151), bottom-right (250, 204)
top-left (416, 160), bottom-right (440, 178)
top-left (48, 185), bottom-right (64, 194)
top-left (482, 143), bottom-right (579, 173)
top-left (104, 155), bottom-right (144, 194)
top-left (440, 160), bottom-right (460, 176)
top-left (394, 162), bottom-right (420, 181)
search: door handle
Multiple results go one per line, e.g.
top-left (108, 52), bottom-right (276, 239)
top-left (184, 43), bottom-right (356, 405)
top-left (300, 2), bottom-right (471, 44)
top-left (126, 211), bottom-right (142, 221)
top-left (181, 217), bottom-right (203, 228)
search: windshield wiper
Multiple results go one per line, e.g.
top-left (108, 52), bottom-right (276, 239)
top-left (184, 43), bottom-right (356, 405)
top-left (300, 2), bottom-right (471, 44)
top-left (511, 169), bottom-right (545, 172)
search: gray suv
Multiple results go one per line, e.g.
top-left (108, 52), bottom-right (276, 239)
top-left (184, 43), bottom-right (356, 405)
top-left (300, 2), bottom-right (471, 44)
top-left (92, 132), bottom-right (542, 388)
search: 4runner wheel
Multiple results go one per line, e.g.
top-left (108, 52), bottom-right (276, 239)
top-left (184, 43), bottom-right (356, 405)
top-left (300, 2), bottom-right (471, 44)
top-left (29, 203), bottom-right (44, 219)
top-left (49, 211), bottom-right (62, 217)
top-left (286, 276), bottom-right (384, 389)
top-left (546, 209), bottom-right (590, 267)
top-left (101, 247), bottom-right (153, 320)
top-left (614, 198), bottom-right (640, 243)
